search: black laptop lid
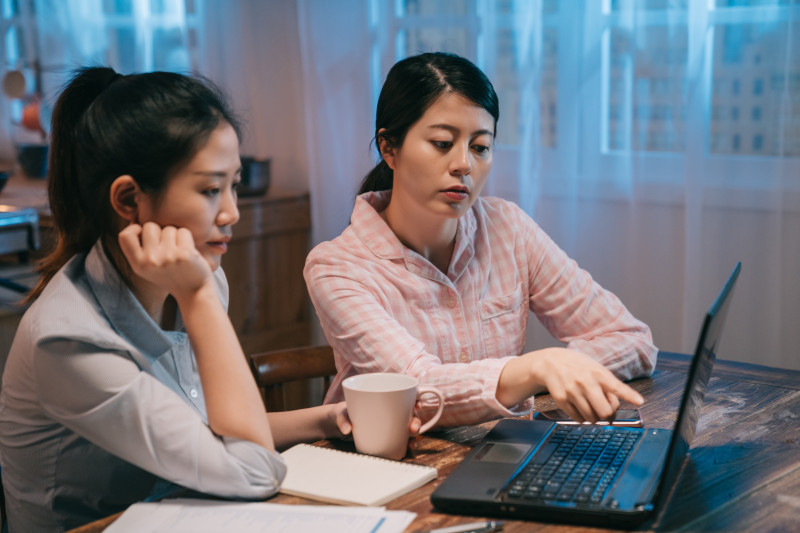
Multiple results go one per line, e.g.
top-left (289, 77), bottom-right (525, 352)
top-left (652, 262), bottom-right (741, 512)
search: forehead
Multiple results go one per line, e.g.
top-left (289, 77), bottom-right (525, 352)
top-left (187, 122), bottom-right (240, 165)
top-left (416, 92), bottom-right (495, 132)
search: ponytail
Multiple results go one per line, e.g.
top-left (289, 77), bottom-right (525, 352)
top-left (358, 160), bottom-right (393, 194)
top-left (27, 67), bottom-right (121, 302)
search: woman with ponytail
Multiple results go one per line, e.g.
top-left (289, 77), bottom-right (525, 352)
top-left (0, 67), bottom-right (357, 532)
top-left (305, 52), bottom-right (658, 429)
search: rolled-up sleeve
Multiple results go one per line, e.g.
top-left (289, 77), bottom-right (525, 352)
top-left (34, 339), bottom-right (286, 500)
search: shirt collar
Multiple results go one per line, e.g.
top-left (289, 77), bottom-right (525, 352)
top-left (352, 190), bottom-right (477, 281)
top-left (85, 240), bottom-right (181, 358)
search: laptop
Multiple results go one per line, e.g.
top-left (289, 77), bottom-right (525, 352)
top-left (431, 262), bottom-right (741, 528)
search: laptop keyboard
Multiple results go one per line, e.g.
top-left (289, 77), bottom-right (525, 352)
top-left (504, 424), bottom-right (642, 506)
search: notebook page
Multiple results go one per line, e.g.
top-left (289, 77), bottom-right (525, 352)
top-left (280, 443), bottom-right (438, 506)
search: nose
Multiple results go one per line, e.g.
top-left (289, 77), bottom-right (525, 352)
top-left (216, 187), bottom-right (240, 227)
top-left (450, 142), bottom-right (471, 176)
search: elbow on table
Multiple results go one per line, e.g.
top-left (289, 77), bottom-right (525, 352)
top-left (203, 438), bottom-right (288, 501)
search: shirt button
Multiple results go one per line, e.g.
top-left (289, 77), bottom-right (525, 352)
top-left (458, 351), bottom-right (470, 362)
top-left (190, 389), bottom-right (198, 398)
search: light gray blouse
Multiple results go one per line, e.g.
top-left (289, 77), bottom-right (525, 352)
top-left (0, 241), bottom-right (286, 532)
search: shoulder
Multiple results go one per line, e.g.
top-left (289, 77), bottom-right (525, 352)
top-left (305, 225), bottom-right (367, 271)
top-left (25, 254), bottom-right (127, 351)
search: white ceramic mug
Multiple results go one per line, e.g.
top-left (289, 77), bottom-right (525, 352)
top-left (342, 373), bottom-right (445, 460)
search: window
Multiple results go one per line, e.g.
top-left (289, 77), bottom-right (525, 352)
top-left (1, 0), bottom-right (203, 150)
top-left (2, 0), bottom-right (202, 107)
top-left (373, 0), bottom-right (799, 199)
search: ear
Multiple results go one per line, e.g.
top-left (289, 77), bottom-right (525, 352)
top-left (109, 175), bottom-right (143, 223)
top-left (377, 129), bottom-right (397, 170)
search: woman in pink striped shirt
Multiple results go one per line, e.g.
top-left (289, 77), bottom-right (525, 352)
top-left (305, 52), bottom-right (657, 428)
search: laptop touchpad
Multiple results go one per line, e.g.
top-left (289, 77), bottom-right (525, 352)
top-left (474, 442), bottom-right (532, 463)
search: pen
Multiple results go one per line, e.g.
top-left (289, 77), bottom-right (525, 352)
top-left (423, 520), bottom-right (504, 533)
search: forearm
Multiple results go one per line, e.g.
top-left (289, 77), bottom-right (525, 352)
top-left (267, 404), bottom-right (341, 451)
top-left (496, 350), bottom-right (547, 408)
top-left (176, 283), bottom-right (274, 450)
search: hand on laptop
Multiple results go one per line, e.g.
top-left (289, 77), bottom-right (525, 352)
top-left (498, 347), bottom-right (644, 424)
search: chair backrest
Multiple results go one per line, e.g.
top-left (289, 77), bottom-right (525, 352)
top-left (248, 345), bottom-right (337, 412)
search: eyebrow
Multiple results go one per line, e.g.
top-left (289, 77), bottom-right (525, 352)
top-left (192, 168), bottom-right (241, 178)
top-left (428, 124), bottom-right (494, 137)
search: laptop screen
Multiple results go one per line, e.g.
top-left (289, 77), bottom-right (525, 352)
top-left (652, 262), bottom-right (741, 513)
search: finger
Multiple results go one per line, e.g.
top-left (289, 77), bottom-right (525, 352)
top-left (337, 404), bottom-right (352, 435)
top-left (548, 382), bottom-right (584, 422)
top-left (409, 417), bottom-right (421, 436)
top-left (554, 399), bottom-right (584, 423)
top-left (570, 394), bottom-right (598, 424)
top-left (605, 390), bottom-right (621, 415)
top-left (158, 225), bottom-right (178, 247)
top-left (583, 383), bottom-right (617, 422)
top-left (176, 227), bottom-right (196, 250)
top-left (610, 381), bottom-right (644, 407)
top-left (139, 222), bottom-right (164, 250)
top-left (118, 224), bottom-right (144, 263)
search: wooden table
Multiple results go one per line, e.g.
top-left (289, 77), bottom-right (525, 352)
top-left (68, 351), bottom-right (800, 532)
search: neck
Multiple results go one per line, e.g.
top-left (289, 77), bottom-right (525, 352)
top-left (382, 198), bottom-right (458, 274)
top-left (129, 276), bottom-right (172, 327)
top-left (103, 239), bottom-right (171, 327)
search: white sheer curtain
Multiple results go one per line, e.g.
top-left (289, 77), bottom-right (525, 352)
top-left (297, 0), bottom-right (800, 371)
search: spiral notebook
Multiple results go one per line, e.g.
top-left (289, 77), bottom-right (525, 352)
top-left (280, 444), bottom-right (438, 506)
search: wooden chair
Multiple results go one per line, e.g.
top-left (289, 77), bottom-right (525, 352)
top-left (248, 345), bottom-right (337, 412)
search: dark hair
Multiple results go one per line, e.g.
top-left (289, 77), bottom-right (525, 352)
top-left (27, 67), bottom-right (240, 301)
top-left (358, 52), bottom-right (499, 194)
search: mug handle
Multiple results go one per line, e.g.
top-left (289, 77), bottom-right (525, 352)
top-left (416, 386), bottom-right (445, 434)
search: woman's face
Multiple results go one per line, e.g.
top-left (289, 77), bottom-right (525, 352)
top-left (383, 92), bottom-right (495, 219)
top-left (137, 122), bottom-right (241, 271)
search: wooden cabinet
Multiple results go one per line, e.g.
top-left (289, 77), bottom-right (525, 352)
top-left (222, 189), bottom-right (312, 355)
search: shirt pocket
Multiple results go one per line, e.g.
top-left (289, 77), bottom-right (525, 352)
top-left (479, 284), bottom-right (527, 358)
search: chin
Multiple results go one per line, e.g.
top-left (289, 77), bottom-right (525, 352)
top-left (205, 258), bottom-right (222, 271)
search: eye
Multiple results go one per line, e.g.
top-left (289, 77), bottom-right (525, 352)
top-left (432, 140), bottom-right (453, 150)
top-left (472, 144), bottom-right (491, 155)
top-left (203, 187), bottom-right (221, 197)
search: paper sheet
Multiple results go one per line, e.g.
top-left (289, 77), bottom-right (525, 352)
top-left (103, 499), bottom-right (416, 533)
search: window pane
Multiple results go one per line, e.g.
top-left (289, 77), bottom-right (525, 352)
top-left (714, 0), bottom-right (799, 7)
top-left (401, 0), bottom-right (470, 16)
top-left (611, 0), bottom-right (688, 11)
top-left (105, 26), bottom-right (137, 73)
top-left (2, 0), bottom-right (19, 19)
top-left (494, 27), bottom-right (520, 146)
top-left (495, 0), bottom-right (558, 15)
top-left (710, 22), bottom-right (800, 156)
top-left (608, 25), bottom-right (688, 153)
top-left (399, 27), bottom-right (470, 57)
top-left (153, 26), bottom-right (190, 71)
top-left (103, 0), bottom-right (133, 15)
top-left (4, 25), bottom-right (22, 64)
top-left (541, 27), bottom-right (557, 148)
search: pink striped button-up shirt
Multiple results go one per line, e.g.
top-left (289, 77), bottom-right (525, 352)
top-left (304, 191), bottom-right (657, 427)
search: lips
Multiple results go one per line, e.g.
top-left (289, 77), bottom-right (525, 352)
top-left (206, 235), bottom-right (231, 252)
top-left (441, 185), bottom-right (470, 201)
top-left (442, 185), bottom-right (469, 194)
